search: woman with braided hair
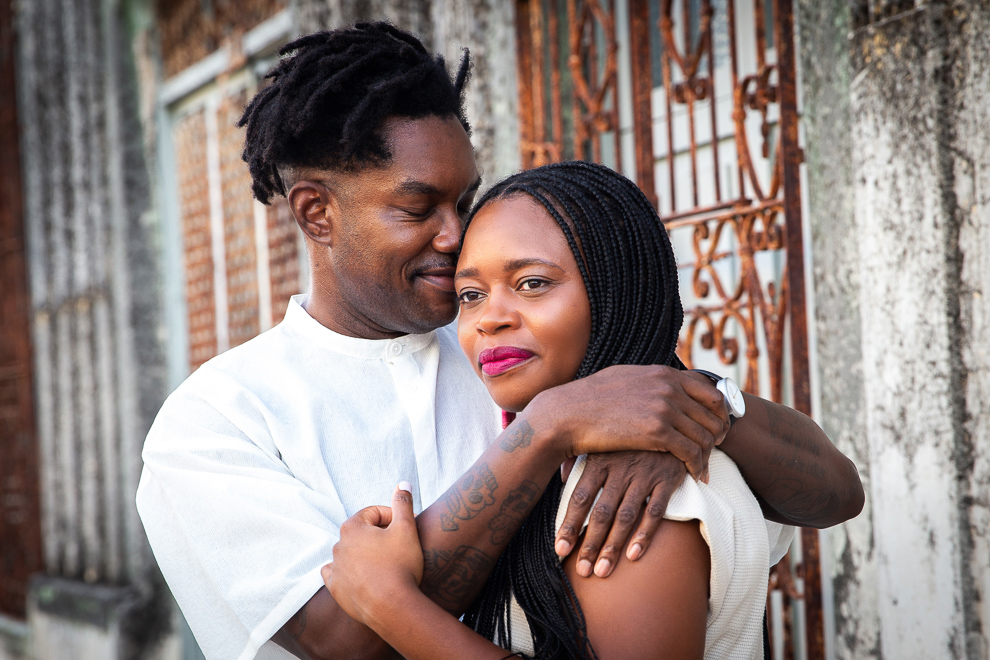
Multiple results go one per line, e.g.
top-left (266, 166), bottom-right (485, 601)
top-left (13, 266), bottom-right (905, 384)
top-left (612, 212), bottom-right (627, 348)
top-left (325, 161), bottom-right (794, 659)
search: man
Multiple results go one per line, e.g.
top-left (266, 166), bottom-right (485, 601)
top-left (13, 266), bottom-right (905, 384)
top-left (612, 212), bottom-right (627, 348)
top-left (137, 22), bottom-right (863, 660)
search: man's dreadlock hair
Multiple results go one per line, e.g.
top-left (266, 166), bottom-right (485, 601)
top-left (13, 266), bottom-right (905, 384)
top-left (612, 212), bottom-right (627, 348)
top-left (238, 21), bottom-right (471, 204)
top-left (461, 161), bottom-right (684, 660)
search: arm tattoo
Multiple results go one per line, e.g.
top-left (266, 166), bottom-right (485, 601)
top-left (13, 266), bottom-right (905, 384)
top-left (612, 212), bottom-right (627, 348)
top-left (440, 464), bottom-right (498, 531)
top-left (488, 480), bottom-right (542, 545)
top-left (499, 419), bottom-right (535, 453)
top-left (763, 476), bottom-right (842, 524)
top-left (420, 545), bottom-right (495, 609)
top-left (761, 397), bottom-right (822, 457)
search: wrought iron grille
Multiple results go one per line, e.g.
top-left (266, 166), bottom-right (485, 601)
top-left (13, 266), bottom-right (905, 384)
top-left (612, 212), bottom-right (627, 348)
top-left (515, 0), bottom-right (821, 657)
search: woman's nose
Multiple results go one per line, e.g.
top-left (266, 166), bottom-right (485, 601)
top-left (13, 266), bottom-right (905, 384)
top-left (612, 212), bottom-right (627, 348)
top-left (476, 289), bottom-right (518, 335)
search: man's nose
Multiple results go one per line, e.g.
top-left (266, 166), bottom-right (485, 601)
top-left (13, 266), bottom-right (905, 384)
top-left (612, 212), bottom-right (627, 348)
top-left (432, 206), bottom-right (463, 253)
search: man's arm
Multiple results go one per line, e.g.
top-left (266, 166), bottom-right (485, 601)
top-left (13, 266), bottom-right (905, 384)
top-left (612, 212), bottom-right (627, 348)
top-left (274, 364), bottom-right (728, 660)
top-left (718, 392), bottom-right (864, 527)
top-left (553, 369), bottom-right (865, 579)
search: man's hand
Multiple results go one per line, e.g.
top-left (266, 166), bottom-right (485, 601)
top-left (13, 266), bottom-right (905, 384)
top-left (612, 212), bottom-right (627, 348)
top-left (525, 364), bottom-right (730, 477)
top-left (555, 451), bottom-right (688, 578)
top-left (527, 365), bottom-right (729, 577)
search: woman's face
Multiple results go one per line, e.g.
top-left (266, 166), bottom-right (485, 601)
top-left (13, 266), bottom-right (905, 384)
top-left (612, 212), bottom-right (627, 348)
top-left (455, 195), bottom-right (592, 412)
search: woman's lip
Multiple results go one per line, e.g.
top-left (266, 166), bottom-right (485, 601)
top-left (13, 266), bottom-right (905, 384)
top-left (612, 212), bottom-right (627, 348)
top-left (478, 347), bottom-right (535, 376)
top-left (481, 356), bottom-right (532, 376)
top-left (479, 346), bottom-right (535, 364)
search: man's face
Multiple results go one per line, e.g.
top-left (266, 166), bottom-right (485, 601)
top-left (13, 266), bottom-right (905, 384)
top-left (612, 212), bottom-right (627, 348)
top-left (316, 115), bottom-right (481, 337)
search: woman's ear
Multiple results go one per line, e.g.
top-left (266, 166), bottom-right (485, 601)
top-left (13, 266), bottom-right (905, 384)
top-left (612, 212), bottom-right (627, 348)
top-left (288, 180), bottom-right (338, 246)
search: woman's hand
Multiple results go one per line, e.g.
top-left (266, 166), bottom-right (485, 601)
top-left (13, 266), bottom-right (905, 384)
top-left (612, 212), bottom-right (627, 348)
top-left (323, 483), bottom-right (424, 629)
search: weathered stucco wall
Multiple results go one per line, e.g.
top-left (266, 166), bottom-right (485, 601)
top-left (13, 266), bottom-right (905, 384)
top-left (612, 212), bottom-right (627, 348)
top-left (796, 1), bottom-right (880, 656)
top-left (954, 3), bottom-right (990, 656)
top-left (801, 1), bottom-right (989, 658)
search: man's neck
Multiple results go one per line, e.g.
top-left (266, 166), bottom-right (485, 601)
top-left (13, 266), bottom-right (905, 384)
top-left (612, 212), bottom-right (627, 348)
top-left (302, 290), bottom-right (408, 340)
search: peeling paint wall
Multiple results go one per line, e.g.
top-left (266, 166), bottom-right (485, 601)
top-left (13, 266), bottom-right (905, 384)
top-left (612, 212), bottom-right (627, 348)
top-left (800, 1), bottom-right (990, 658)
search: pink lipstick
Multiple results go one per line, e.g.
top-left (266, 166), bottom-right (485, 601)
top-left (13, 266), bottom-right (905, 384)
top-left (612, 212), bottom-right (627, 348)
top-left (478, 346), bottom-right (535, 376)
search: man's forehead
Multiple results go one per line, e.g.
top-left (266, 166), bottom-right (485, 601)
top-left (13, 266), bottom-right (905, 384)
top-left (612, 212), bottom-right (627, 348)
top-left (384, 116), bottom-right (477, 171)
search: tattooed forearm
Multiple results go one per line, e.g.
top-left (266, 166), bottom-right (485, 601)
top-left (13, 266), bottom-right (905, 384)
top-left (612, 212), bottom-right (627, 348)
top-left (758, 477), bottom-right (843, 525)
top-left (440, 464), bottom-right (498, 531)
top-left (769, 452), bottom-right (828, 480)
top-left (488, 480), bottom-right (542, 545)
top-left (499, 419), bottom-right (535, 453)
top-left (761, 397), bottom-right (822, 457)
top-left (420, 545), bottom-right (495, 610)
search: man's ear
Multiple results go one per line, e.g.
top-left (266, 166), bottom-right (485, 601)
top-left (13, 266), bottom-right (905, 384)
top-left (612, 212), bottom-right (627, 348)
top-left (287, 180), bottom-right (338, 246)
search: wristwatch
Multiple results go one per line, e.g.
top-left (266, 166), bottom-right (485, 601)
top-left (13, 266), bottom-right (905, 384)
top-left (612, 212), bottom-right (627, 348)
top-left (690, 369), bottom-right (746, 421)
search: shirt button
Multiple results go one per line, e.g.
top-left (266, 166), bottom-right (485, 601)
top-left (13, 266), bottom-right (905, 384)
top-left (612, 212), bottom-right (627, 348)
top-left (389, 342), bottom-right (402, 356)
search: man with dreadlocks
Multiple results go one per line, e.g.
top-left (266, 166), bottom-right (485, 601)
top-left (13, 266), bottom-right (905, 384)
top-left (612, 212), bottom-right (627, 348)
top-left (137, 22), bottom-right (863, 660)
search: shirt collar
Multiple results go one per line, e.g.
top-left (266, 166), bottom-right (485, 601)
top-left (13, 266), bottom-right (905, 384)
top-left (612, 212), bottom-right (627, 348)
top-left (283, 294), bottom-right (437, 359)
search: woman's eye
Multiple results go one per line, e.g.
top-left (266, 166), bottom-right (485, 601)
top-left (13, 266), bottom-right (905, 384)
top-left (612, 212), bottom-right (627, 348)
top-left (518, 278), bottom-right (547, 291)
top-left (458, 290), bottom-right (483, 304)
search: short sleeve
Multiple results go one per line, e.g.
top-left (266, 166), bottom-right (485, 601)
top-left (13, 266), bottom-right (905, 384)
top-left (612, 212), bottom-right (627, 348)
top-left (137, 384), bottom-right (346, 660)
top-left (767, 522), bottom-right (797, 566)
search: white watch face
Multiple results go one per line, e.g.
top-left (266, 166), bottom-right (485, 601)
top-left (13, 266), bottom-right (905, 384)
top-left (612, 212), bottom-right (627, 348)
top-left (716, 378), bottom-right (746, 418)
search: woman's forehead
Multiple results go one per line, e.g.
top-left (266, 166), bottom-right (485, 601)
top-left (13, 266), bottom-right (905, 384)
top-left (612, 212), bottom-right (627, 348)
top-left (459, 195), bottom-right (571, 265)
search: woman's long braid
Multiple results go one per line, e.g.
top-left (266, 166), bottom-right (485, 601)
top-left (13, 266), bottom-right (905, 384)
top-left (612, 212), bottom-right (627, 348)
top-left (461, 161), bottom-right (684, 660)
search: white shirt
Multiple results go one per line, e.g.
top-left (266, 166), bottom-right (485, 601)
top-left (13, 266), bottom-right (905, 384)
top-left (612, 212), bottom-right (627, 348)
top-left (508, 450), bottom-right (794, 659)
top-left (137, 295), bottom-right (501, 660)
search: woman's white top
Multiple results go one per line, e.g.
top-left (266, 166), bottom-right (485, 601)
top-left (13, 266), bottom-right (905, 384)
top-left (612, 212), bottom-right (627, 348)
top-left (507, 449), bottom-right (794, 659)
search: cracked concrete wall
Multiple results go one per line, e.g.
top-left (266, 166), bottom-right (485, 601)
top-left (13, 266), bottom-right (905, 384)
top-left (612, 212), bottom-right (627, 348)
top-left (801, 1), bottom-right (989, 658)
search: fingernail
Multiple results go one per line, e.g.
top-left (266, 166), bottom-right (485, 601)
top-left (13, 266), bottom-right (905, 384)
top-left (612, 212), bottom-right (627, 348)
top-left (627, 543), bottom-right (643, 561)
top-left (577, 559), bottom-right (593, 577)
top-left (701, 469), bottom-right (710, 484)
top-left (555, 539), bottom-right (572, 556)
top-left (594, 558), bottom-right (611, 577)
top-left (398, 481), bottom-right (412, 492)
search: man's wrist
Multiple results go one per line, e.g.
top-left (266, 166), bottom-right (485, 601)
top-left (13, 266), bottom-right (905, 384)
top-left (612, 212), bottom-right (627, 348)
top-left (518, 389), bottom-right (573, 463)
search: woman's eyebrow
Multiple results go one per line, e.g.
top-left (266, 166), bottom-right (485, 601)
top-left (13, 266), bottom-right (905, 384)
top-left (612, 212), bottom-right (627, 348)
top-left (456, 258), bottom-right (564, 280)
top-left (503, 257), bottom-right (564, 272)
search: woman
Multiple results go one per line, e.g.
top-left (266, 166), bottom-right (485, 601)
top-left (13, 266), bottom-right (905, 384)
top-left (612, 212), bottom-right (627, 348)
top-left (324, 161), bottom-right (793, 659)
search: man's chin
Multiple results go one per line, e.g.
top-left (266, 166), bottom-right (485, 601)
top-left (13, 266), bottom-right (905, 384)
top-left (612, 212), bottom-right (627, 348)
top-left (400, 303), bottom-right (458, 334)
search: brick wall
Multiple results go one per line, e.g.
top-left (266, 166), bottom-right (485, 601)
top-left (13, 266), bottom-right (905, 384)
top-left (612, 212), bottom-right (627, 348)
top-left (219, 89), bottom-right (261, 350)
top-left (173, 109), bottom-right (218, 371)
top-left (171, 84), bottom-right (301, 373)
top-left (156, 0), bottom-right (288, 78)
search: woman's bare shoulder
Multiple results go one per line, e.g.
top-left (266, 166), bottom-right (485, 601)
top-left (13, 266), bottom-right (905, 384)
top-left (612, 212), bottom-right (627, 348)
top-left (562, 518), bottom-right (710, 660)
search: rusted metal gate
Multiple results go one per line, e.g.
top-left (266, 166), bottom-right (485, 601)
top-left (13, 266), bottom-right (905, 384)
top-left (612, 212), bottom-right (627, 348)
top-left (515, 0), bottom-right (821, 657)
top-left (0, 0), bottom-right (44, 619)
